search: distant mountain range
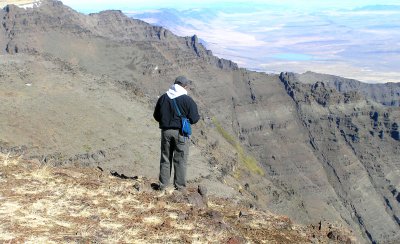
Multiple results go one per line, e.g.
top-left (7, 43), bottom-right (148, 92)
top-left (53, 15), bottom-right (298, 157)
top-left (355, 5), bottom-right (400, 11)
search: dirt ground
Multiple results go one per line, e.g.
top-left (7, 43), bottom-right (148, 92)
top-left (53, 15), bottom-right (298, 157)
top-left (0, 153), bottom-right (355, 243)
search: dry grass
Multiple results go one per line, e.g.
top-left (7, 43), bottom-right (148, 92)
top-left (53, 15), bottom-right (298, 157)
top-left (212, 118), bottom-right (265, 176)
top-left (0, 153), bottom-right (352, 243)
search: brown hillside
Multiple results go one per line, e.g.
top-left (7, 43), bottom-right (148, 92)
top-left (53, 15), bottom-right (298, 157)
top-left (0, 153), bottom-right (355, 243)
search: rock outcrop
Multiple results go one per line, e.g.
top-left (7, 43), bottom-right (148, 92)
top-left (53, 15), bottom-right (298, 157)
top-left (294, 71), bottom-right (400, 107)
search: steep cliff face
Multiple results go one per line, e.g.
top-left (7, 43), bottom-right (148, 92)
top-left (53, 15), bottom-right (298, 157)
top-left (1, 1), bottom-right (399, 243)
top-left (280, 72), bottom-right (400, 243)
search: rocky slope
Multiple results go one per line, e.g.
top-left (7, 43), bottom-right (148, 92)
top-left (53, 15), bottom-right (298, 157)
top-left (0, 1), bottom-right (399, 243)
top-left (0, 153), bottom-right (355, 243)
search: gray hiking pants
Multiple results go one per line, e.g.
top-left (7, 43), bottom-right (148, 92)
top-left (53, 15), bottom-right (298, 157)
top-left (159, 129), bottom-right (189, 190)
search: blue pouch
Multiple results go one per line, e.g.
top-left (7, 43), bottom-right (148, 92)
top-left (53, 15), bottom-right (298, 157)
top-left (173, 99), bottom-right (192, 137)
top-left (181, 117), bottom-right (192, 136)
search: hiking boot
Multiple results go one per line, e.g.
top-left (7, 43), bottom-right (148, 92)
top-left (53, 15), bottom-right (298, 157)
top-left (151, 183), bottom-right (165, 191)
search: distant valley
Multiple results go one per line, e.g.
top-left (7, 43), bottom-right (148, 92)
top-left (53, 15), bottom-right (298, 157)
top-left (127, 6), bottom-right (400, 84)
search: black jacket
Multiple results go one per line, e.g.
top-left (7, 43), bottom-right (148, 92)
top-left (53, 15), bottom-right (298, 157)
top-left (153, 93), bottom-right (200, 129)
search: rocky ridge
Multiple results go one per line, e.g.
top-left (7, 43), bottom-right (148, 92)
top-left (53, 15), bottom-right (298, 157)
top-left (294, 71), bottom-right (400, 107)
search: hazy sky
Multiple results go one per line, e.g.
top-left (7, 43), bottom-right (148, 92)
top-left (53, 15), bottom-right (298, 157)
top-left (62, 0), bottom-right (400, 13)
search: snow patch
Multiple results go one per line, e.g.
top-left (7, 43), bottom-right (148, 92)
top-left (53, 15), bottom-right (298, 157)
top-left (17, 1), bottom-right (42, 9)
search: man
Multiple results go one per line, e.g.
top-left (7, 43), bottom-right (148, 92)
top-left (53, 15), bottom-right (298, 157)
top-left (153, 76), bottom-right (200, 193)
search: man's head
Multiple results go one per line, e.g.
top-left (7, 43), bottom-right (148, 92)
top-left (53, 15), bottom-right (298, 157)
top-left (174, 76), bottom-right (192, 88)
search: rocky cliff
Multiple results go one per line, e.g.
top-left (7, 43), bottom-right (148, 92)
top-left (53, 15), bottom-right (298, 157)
top-left (1, 1), bottom-right (399, 243)
top-left (294, 71), bottom-right (400, 107)
top-left (279, 72), bottom-right (400, 242)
